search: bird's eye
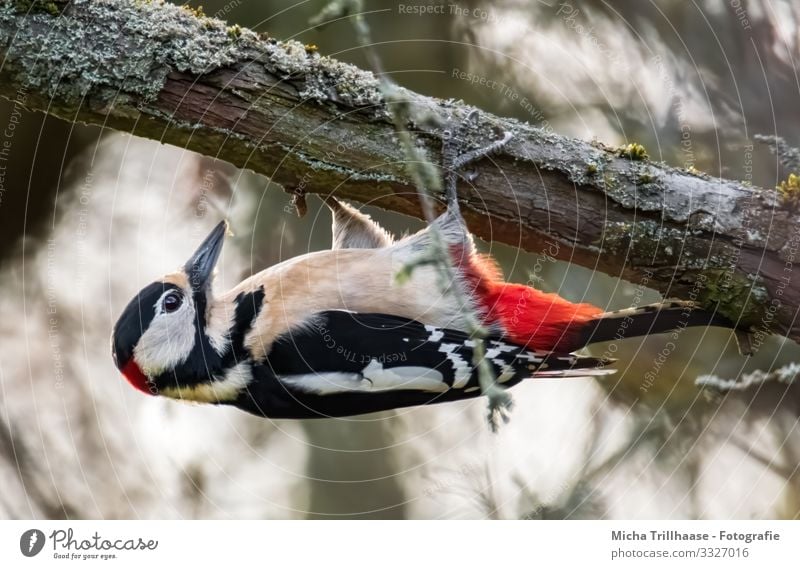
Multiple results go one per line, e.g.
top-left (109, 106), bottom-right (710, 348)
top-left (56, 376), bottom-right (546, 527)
top-left (163, 292), bottom-right (183, 313)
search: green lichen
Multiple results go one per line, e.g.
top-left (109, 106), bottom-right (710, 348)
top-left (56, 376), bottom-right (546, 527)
top-left (181, 4), bottom-right (205, 19)
top-left (603, 222), bottom-right (772, 328)
top-left (226, 24), bottom-right (241, 39)
top-left (637, 172), bottom-right (656, 185)
top-left (288, 146), bottom-right (401, 184)
top-left (562, 152), bottom-right (609, 187)
top-left (601, 172), bottom-right (618, 192)
top-left (0, 0), bottom-right (383, 112)
top-left (0, 0), bottom-right (259, 102)
top-left (617, 142), bottom-right (649, 161)
top-left (694, 269), bottom-right (771, 326)
top-left (777, 173), bottom-right (800, 206)
top-left (14, 0), bottom-right (62, 15)
top-left (629, 161), bottom-right (663, 188)
top-left (602, 220), bottom-right (694, 267)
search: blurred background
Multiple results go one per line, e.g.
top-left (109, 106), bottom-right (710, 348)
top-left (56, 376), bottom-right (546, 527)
top-left (1, 0), bottom-right (799, 519)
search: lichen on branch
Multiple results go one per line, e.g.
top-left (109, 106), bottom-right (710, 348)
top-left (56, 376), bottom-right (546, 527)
top-left (0, 0), bottom-right (797, 344)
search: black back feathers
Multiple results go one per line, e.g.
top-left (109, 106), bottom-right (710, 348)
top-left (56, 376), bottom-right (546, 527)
top-left (233, 310), bottom-right (613, 419)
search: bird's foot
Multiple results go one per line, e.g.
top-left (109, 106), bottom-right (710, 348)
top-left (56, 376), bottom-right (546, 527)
top-left (443, 110), bottom-right (512, 170)
top-left (483, 382), bottom-right (514, 433)
top-left (441, 110), bottom-right (512, 206)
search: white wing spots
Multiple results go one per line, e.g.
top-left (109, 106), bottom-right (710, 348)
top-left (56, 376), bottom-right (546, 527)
top-left (488, 340), bottom-right (515, 353)
top-left (438, 343), bottom-right (472, 388)
top-left (496, 365), bottom-right (516, 383)
top-left (532, 368), bottom-right (616, 378)
top-left (486, 346), bottom-right (520, 360)
top-left (279, 360), bottom-right (448, 395)
top-left (362, 359), bottom-right (447, 392)
top-left (425, 325), bottom-right (444, 342)
top-left (464, 386), bottom-right (480, 393)
top-left (160, 362), bottom-right (252, 403)
top-left (278, 372), bottom-right (365, 395)
top-left (485, 341), bottom-right (524, 376)
top-left (515, 352), bottom-right (544, 363)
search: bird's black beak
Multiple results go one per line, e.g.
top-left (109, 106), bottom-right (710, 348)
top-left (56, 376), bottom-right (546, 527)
top-left (184, 220), bottom-right (228, 292)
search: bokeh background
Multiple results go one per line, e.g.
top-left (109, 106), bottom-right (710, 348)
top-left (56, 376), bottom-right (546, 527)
top-left (1, 0), bottom-right (799, 519)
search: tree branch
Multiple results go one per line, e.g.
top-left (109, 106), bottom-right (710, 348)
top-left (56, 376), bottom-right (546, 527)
top-left (2, 0), bottom-right (798, 342)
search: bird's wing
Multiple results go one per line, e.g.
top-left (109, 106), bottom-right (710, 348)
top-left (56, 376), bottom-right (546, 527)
top-left (258, 311), bottom-right (613, 407)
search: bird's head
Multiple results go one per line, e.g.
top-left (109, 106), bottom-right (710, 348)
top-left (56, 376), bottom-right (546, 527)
top-left (111, 221), bottom-right (228, 396)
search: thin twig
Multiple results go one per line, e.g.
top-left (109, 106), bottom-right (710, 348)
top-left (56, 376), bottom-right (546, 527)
top-left (755, 135), bottom-right (800, 173)
top-left (312, 0), bottom-right (511, 429)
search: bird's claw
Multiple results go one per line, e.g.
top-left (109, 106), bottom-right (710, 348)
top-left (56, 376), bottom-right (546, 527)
top-left (441, 112), bottom-right (513, 210)
top-left (484, 383), bottom-right (514, 432)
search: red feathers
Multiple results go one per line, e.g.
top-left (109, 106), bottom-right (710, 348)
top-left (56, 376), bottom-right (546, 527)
top-left (121, 359), bottom-right (155, 396)
top-left (453, 249), bottom-right (602, 352)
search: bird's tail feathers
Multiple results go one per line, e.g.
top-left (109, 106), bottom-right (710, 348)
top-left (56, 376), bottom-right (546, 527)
top-left (524, 352), bottom-right (616, 379)
top-left (569, 300), bottom-right (750, 353)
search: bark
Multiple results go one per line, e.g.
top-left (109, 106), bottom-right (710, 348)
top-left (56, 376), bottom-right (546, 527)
top-left (1, 0), bottom-right (798, 342)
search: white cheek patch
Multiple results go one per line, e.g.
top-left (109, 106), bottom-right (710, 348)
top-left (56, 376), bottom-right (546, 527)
top-left (134, 291), bottom-right (197, 375)
top-left (160, 362), bottom-right (252, 403)
top-left (279, 359), bottom-right (448, 395)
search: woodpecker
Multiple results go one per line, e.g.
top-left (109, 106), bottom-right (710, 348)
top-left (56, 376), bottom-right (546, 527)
top-left (112, 115), bottom-right (738, 419)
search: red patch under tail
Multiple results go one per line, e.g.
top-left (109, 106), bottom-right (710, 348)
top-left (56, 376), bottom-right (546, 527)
top-left (453, 248), bottom-right (602, 352)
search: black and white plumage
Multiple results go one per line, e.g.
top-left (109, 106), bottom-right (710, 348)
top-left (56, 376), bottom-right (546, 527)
top-left (232, 310), bottom-right (613, 419)
top-left (112, 119), bottom-right (741, 421)
top-left (108, 219), bottom-right (608, 419)
top-left (113, 247), bottom-right (613, 418)
top-left (110, 212), bottom-right (731, 420)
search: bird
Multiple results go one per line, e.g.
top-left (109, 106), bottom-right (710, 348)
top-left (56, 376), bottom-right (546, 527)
top-left (111, 115), bottom-right (738, 419)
